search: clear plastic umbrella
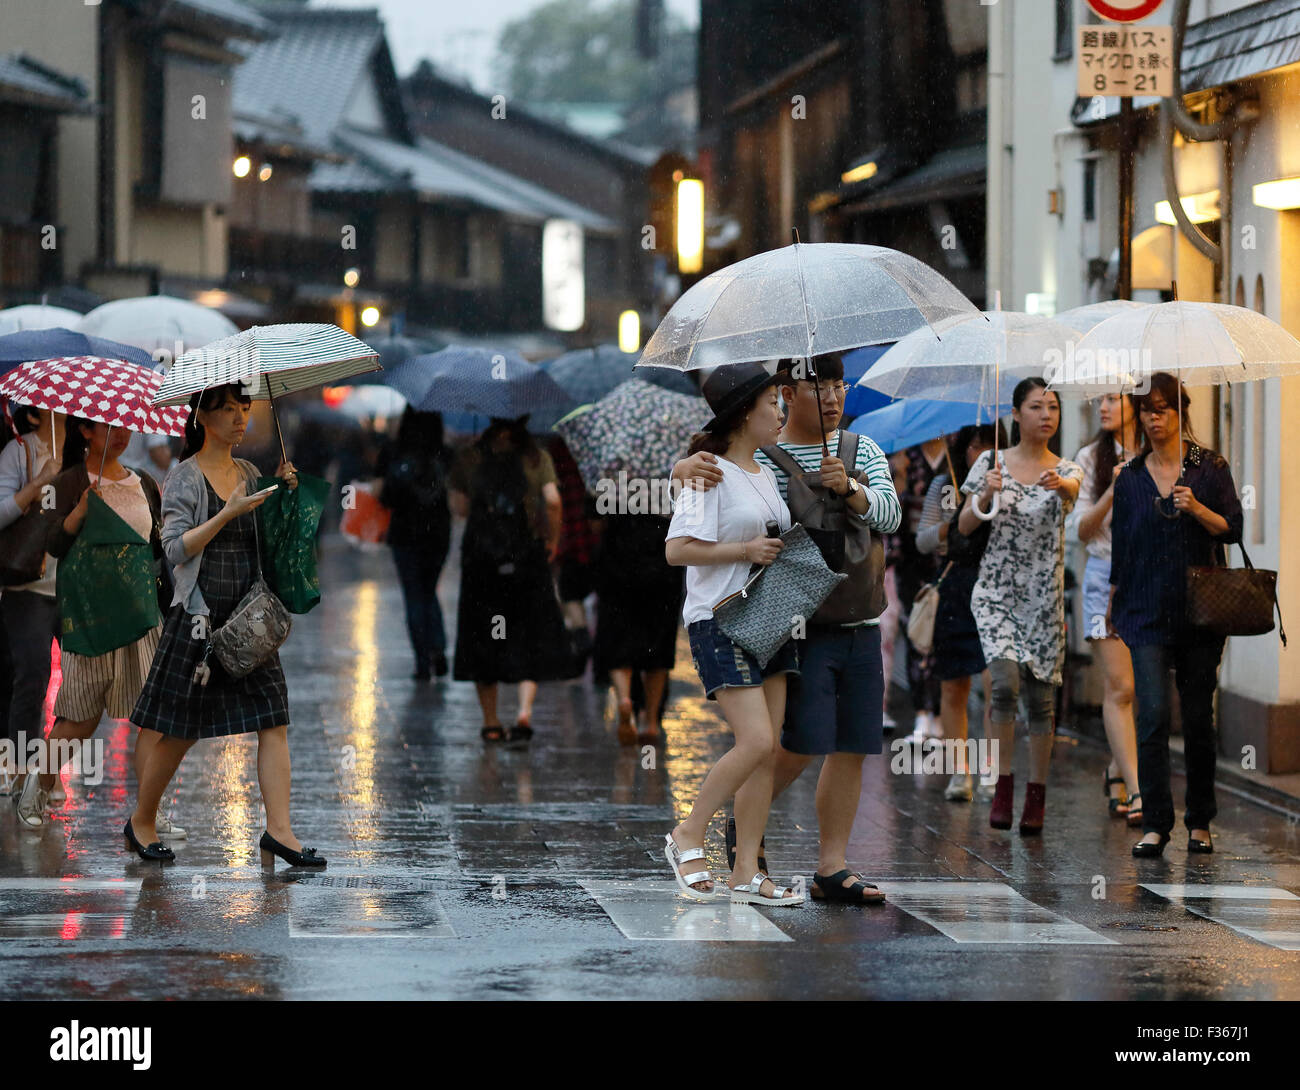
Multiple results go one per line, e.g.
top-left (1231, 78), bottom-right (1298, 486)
top-left (857, 310), bottom-right (1081, 518)
top-left (1066, 299), bottom-right (1300, 496)
top-left (637, 242), bottom-right (978, 373)
top-left (1052, 299), bottom-right (1148, 335)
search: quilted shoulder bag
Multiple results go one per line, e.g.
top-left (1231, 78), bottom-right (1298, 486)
top-left (713, 522), bottom-right (847, 668)
top-left (1186, 542), bottom-right (1286, 647)
top-left (906, 562), bottom-right (954, 656)
top-left (205, 482), bottom-right (292, 680)
top-left (0, 438), bottom-right (50, 586)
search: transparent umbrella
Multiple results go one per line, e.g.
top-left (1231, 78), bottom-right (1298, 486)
top-left (1052, 299), bottom-right (1148, 335)
top-left (638, 242), bottom-right (978, 372)
top-left (857, 310), bottom-right (1081, 518)
top-left (1066, 300), bottom-right (1300, 498)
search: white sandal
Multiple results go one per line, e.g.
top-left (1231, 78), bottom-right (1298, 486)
top-left (731, 872), bottom-right (805, 907)
top-left (664, 832), bottom-right (714, 902)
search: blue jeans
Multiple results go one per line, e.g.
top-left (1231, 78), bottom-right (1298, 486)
top-left (1130, 638), bottom-right (1225, 836)
top-left (391, 545), bottom-right (448, 672)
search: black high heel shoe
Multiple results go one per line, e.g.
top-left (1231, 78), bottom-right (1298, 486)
top-left (1132, 833), bottom-right (1170, 858)
top-left (1187, 831), bottom-right (1214, 854)
top-left (259, 831), bottom-right (327, 868)
top-left (123, 819), bottom-right (174, 862)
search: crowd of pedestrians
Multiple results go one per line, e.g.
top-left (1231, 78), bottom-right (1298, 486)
top-left (0, 353), bottom-right (1252, 886)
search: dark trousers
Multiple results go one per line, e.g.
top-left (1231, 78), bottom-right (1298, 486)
top-left (0, 590), bottom-right (60, 747)
top-left (1130, 637), bottom-right (1226, 837)
top-left (391, 545), bottom-right (448, 672)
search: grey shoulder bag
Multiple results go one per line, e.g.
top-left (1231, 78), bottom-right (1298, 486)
top-left (203, 477), bottom-right (292, 682)
top-left (713, 523), bottom-right (847, 668)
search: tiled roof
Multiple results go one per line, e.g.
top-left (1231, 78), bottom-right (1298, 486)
top-left (1181, 0), bottom-right (1300, 92)
top-left (313, 128), bottom-right (615, 232)
top-left (232, 7), bottom-right (387, 146)
top-left (169, 0), bottom-right (271, 39)
top-left (0, 54), bottom-right (91, 112)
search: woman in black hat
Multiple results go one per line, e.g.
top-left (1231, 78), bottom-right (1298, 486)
top-left (662, 362), bottom-right (804, 907)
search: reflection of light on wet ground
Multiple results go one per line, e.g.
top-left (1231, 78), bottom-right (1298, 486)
top-left (661, 631), bottom-right (728, 820)
top-left (213, 740), bottom-right (253, 868)
top-left (343, 580), bottom-right (380, 830)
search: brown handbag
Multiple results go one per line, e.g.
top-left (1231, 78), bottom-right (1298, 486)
top-left (0, 439), bottom-right (50, 586)
top-left (1186, 543), bottom-right (1286, 646)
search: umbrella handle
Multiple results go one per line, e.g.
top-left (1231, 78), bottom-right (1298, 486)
top-left (970, 492), bottom-right (1000, 521)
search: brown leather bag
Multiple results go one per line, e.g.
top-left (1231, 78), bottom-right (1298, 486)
top-left (761, 431), bottom-right (885, 624)
top-left (0, 439), bottom-right (50, 586)
top-left (1186, 543), bottom-right (1286, 646)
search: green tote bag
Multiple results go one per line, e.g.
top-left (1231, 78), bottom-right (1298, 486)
top-left (254, 473), bottom-right (329, 615)
top-left (58, 490), bottom-right (160, 657)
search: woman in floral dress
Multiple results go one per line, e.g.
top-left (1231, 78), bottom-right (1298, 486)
top-left (957, 377), bottom-right (1082, 835)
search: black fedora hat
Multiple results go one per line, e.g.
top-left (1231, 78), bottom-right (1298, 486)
top-left (701, 361), bottom-right (783, 434)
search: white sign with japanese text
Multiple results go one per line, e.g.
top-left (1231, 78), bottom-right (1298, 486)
top-left (1076, 25), bottom-right (1172, 97)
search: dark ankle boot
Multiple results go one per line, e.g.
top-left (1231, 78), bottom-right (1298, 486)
top-left (989, 774), bottom-right (1014, 830)
top-left (1019, 781), bottom-right (1046, 835)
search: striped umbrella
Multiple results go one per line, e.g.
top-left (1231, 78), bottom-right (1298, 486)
top-left (152, 323), bottom-right (380, 460)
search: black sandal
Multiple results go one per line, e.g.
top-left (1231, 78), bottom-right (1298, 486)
top-left (508, 721), bottom-right (534, 744)
top-left (1104, 769), bottom-right (1129, 816)
top-left (724, 816), bottom-right (767, 875)
top-left (480, 724), bottom-right (506, 743)
top-left (811, 869), bottom-right (886, 905)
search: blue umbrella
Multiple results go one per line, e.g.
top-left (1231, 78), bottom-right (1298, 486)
top-left (848, 397), bottom-right (1013, 456)
top-left (392, 345), bottom-right (573, 419)
top-left (0, 328), bottom-right (159, 377)
top-left (529, 345), bottom-right (698, 433)
top-left (841, 343), bottom-right (893, 418)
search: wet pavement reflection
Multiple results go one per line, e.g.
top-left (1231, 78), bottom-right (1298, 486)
top-left (3, 538), bottom-right (1300, 1000)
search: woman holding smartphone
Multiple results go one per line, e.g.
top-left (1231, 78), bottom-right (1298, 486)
top-left (663, 362), bottom-right (803, 907)
top-left (126, 384), bottom-right (318, 866)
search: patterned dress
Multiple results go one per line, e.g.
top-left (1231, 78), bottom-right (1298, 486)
top-left (960, 450), bottom-right (1083, 686)
top-left (132, 479), bottom-right (289, 738)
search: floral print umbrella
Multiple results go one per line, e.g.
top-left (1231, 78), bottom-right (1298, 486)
top-left (554, 378), bottom-right (711, 495)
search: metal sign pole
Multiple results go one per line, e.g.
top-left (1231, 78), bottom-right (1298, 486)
top-left (1118, 95), bottom-right (1135, 300)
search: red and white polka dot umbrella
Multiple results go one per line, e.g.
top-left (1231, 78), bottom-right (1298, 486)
top-left (0, 355), bottom-right (188, 436)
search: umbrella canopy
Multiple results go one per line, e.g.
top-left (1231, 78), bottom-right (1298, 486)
top-left (0, 356), bottom-right (188, 436)
top-left (0, 328), bottom-right (159, 377)
top-left (77, 295), bottom-right (238, 358)
top-left (529, 345), bottom-right (698, 432)
top-left (637, 242), bottom-right (979, 372)
top-left (344, 334), bottom-right (445, 385)
top-left (857, 311), bottom-right (1080, 403)
top-left (392, 345), bottom-right (573, 419)
top-left (841, 343), bottom-right (894, 419)
top-left (0, 305), bottom-right (84, 335)
top-left (1053, 299), bottom-right (1148, 335)
top-left (849, 397), bottom-right (1013, 456)
top-left (152, 323), bottom-right (380, 406)
top-left (554, 379), bottom-right (711, 494)
top-left (1067, 301), bottom-right (1300, 396)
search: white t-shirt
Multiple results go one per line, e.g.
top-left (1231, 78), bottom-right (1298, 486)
top-left (666, 455), bottom-right (792, 625)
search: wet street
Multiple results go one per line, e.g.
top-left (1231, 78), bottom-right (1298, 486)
top-left (4, 537), bottom-right (1300, 1002)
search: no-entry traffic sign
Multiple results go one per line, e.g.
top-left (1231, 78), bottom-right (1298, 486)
top-left (1086, 0), bottom-right (1165, 21)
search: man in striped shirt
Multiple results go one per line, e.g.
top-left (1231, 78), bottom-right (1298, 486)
top-left (673, 353), bottom-right (900, 905)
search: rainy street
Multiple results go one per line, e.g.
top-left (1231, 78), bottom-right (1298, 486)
top-left (3, 537), bottom-right (1299, 1004)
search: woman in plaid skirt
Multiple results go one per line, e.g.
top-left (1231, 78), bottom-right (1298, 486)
top-left (126, 384), bottom-right (324, 867)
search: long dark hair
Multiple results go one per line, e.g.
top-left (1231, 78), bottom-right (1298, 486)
top-left (1134, 371), bottom-right (1199, 452)
top-left (61, 416), bottom-right (96, 466)
top-left (181, 384), bottom-right (253, 461)
top-left (1082, 392), bottom-right (1135, 502)
top-left (686, 384), bottom-right (774, 457)
top-left (947, 422), bottom-right (1007, 491)
top-left (395, 407), bottom-right (445, 456)
top-left (476, 416), bottom-right (540, 467)
top-left (1009, 377), bottom-right (1059, 446)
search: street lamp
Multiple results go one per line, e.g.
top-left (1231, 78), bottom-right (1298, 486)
top-left (1253, 177), bottom-right (1300, 210)
top-left (676, 178), bottom-right (704, 275)
top-left (232, 155), bottom-right (251, 178)
top-left (360, 306), bottom-right (381, 327)
top-left (343, 268), bottom-right (360, 288)
top-left (258, 163), bottom-right (273, 182)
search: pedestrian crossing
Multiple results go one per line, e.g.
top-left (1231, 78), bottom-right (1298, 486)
top-left (2, 874), bottom-right (1299, 949)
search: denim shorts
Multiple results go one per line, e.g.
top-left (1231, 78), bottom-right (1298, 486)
top-left (687, 617), bottom-right (800, 700)
top-left (782, 624), bottom-right (884, 755)
top-left (1082, 554), bottom-right (1112, 641)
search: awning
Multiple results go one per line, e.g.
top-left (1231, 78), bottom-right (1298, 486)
top-left (1104, 224), bottom-right (1175, 293)
top-left (832, 143), bottom-right (985, 217)
top-left (0, 54), bottom-right (92, 114)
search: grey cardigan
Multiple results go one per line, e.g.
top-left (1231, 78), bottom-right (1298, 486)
top-left (161, 456), bottom-right (260, 617)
